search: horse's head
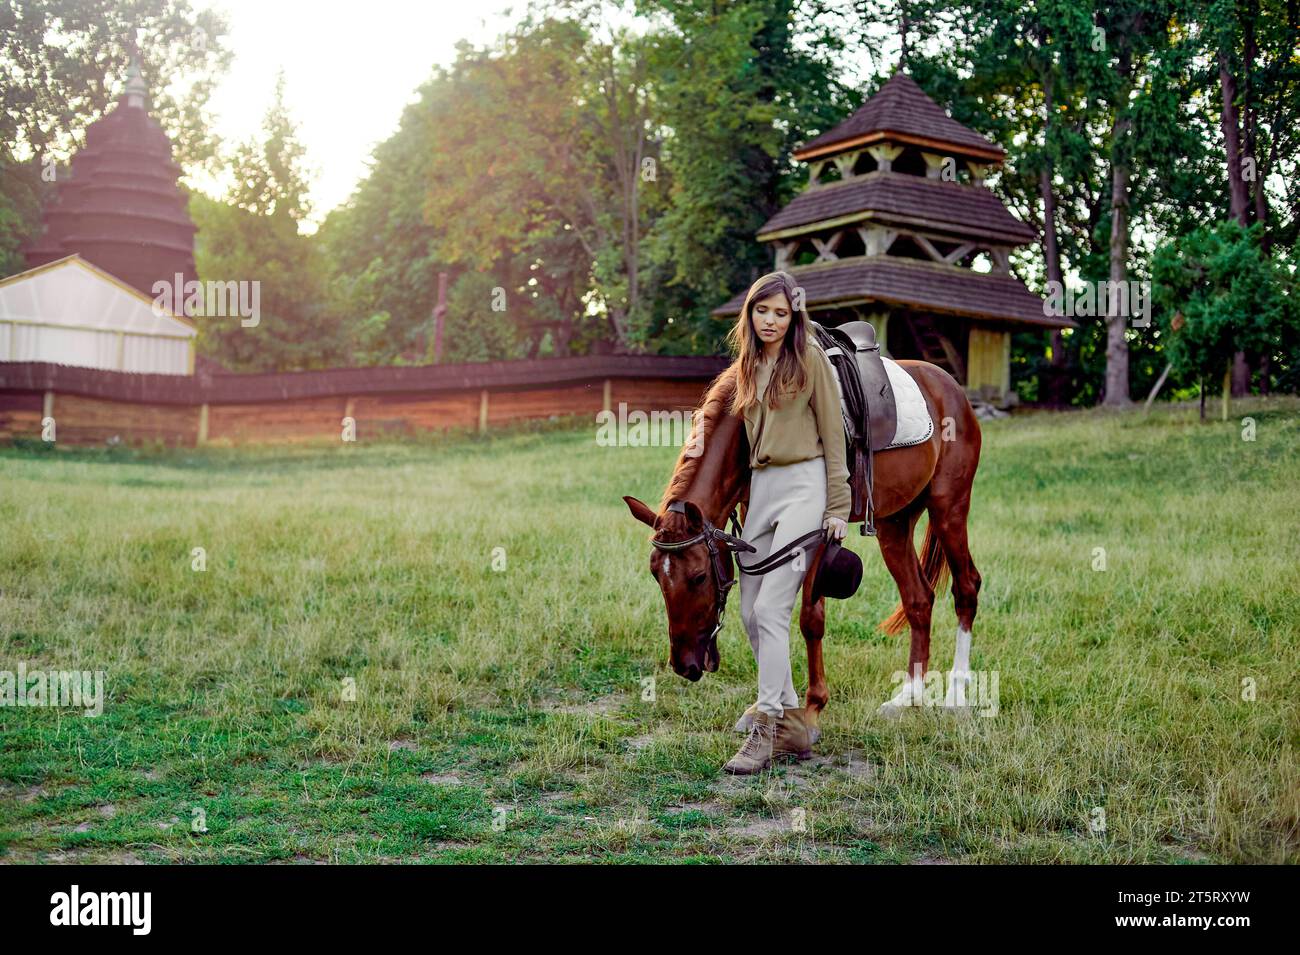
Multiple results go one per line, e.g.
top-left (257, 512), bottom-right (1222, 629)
top-left (624, 495), bottom-right (751, 682)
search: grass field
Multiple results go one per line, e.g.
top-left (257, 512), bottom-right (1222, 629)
top-left (1, 398), bottom-right (1297, 864)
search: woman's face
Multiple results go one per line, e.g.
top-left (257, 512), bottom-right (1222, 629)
top-left (750, 292), bottom-right (792, 350)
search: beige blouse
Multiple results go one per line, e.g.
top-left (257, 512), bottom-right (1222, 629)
top-left (742, 345), bottom-right (851, 522)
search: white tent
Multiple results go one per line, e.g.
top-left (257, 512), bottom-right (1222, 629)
top-left (0, 255), bottom-right (196, 375)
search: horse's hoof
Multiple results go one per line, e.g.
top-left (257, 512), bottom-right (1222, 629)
top-left (876, 701), bottom-right (907, 720)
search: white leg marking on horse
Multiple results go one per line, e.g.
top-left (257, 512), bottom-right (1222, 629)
top-left (944, 627), bottom-right (973, 709)
top-left (877, 671), bottom-right (925, 718)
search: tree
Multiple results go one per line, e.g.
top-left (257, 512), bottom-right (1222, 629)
top-left (1202, 0), bottom-right (1300, 393)
top-left (193, 78), bottom-right (341, 371)
top-left (418, 17), bottom-right (651, 354)
top-left (908, 0), bottom-right (1111, 404)
top-left (643, 0), bottom-right (849, 351)
top-left (1150, 220), bottom-right (1296, 419)
top-left (316, 74), bottom-right (452, 364)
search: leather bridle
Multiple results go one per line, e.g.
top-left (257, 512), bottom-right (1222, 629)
top-left (650, 500), bottom-right (832, 647)
top-left (650, 500), bottom-right (754, 644)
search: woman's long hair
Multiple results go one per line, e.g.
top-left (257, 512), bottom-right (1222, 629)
top-left (728, 270), bottom-right (813, 417)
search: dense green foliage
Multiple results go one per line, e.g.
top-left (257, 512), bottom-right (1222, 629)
top-left (3, 0), bottom-right (1295, 400)
top-left (1151, 221), bottom-right (1299, 405)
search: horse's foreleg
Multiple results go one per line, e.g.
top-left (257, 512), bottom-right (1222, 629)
top-left (876, 510), bottom-right (934, 717)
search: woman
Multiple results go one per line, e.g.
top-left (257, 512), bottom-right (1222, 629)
top-left (724, 270), bottom-right (852, 775)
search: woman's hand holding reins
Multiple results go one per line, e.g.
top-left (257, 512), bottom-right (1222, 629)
top-left (823, 516), bottom-right (847, 541)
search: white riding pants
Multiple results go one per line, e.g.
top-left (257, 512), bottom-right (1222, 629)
top-left (739, 456), bottom-right (827, 717)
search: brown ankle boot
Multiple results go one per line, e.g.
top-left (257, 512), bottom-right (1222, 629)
top-left (773, 708), bottom-right (814, 760)
top-left (723, 711), bottom-right (775, 774)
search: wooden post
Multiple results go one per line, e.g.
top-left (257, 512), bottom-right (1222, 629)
top-left (1142, 363), bottom-right (1173, 413)
top-left (832, 150), bottom-right (860, 180)
top-left (866, 143), bottom-right (903, 172)
top-left (42, 390), bottom-right (54, 421)
top-left (921, 151), bottom-right (950, 179)
top-left (602, 378), bottom-right (612, 413)
top-left (478, 389), bottom-right (489, 434)
top-left (1002, 329), bottom-right (1011, 398)
top-left (432, 272), bottom-right (448, 362)
top-left (197, 403), bottom-right (209, 445)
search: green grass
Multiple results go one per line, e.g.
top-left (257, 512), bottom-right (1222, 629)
top-left (1, 399), bottom-right (1297, 863)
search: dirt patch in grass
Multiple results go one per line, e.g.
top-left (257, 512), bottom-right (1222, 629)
top-left (787, 748), bottom-right (876, 783)
top-left (623, 732), bottom-right (656, 754)
top-left (269, 855), bottom-right (327, 865)
top-left (728, 815), bottom-right (793, 839)
top-left (420, 772), bottom-right (465, 786)
top-left (547, 693), bottom-right (630, 718)
top-left (664, 800), bottom-right (724, 816)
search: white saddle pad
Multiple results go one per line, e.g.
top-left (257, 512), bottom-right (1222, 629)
top-left (881, 357), bottom-right (933, 449)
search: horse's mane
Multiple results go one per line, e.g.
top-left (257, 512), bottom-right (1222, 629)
top-left (658, 363), bottom-right (739, 514)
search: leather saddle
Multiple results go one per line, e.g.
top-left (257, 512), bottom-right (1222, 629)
top-left (811, 320), bottom-right (898, 535)
top-left (825, 321), bottom-right (896, 451)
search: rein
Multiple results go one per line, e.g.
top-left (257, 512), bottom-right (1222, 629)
top-left (736, 528), bottom-right (826, 576)
top-left (650, 501), bottom-right (830, 641)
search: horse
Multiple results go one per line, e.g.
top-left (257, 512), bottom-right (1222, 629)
top-left (623, 358), bottom-right (982, 736)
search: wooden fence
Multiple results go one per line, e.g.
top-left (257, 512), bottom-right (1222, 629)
top-left (0, 354), bottom-right (730, 447)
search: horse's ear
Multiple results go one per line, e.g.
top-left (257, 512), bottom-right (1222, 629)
top-left (679, 499), bottom-right (706, 528)
top-left (623, 496), bottom-right (657, 528)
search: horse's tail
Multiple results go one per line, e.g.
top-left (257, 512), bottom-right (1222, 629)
top-left (879, 522), bottom-right (949, 635)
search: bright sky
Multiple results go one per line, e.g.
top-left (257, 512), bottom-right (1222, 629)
top-left (198, 0), bottom-right (520, 227)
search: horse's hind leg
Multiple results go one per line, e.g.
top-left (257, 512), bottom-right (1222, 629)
top-left (928, 495), bottom-right (982, 709)
top-left (875, 506), bottom-right (933, 717)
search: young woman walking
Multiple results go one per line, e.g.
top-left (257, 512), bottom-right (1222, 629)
top-left (724, 270), bottom-right (852, 775)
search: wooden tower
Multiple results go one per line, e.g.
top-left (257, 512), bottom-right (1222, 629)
top-left (25, 62), bottom-right (197, 301)
top-left (714, 72), bottom-right (1072, 402)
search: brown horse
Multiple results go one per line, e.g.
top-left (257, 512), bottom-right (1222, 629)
top-left (623, 358), bottom-right (982, 733)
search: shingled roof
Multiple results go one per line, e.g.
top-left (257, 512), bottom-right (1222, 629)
top-left (796, 72), bottom-right (1004, 162)
top-left (757, 172), bottom-right (1036, 244)
top-left (712, 257), bottom-right (1072, 329)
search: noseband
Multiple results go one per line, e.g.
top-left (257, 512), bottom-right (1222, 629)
top-left (649, 500), bottom-right (754, 642)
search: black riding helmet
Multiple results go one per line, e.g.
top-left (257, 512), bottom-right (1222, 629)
top-left (812, 535), bottom-right (863, 602)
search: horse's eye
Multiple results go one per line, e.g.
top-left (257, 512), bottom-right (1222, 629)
top-left (689, 572), bottom-right (708, 586)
